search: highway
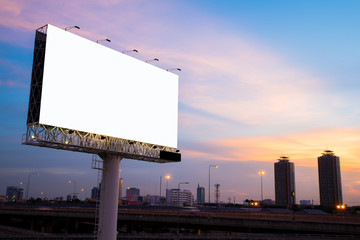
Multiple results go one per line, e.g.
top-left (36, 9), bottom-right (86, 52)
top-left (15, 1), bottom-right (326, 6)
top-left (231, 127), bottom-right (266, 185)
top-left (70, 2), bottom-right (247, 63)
top-left (0, 204), bottom-right (359, 238)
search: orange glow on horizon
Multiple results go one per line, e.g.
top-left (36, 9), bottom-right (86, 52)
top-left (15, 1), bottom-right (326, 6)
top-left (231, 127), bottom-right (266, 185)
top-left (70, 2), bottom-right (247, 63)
top-left (197, 128), bottom-right (360, 170)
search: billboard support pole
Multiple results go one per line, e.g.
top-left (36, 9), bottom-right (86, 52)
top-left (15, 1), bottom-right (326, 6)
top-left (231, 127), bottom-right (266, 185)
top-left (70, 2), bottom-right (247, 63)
top-left (98, 154), bottom-right (122, 240)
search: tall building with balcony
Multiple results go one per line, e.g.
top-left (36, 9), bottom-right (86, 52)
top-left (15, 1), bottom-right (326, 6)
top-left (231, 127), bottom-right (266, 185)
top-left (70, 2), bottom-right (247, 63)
top-left (196, 184), bottom-right (205, 204)
top-left (274, 156), bottom-right (295, 206)
top-left (166, 189), bottom-right (194, 206)
top-left (318, 150), bottom-right (343, 207)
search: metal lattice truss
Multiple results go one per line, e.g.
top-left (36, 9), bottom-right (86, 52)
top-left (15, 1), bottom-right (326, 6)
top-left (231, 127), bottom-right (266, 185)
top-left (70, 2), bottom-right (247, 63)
top-left (23, 123), bottom-right (179, 163)
top-left (26, 25), bottom-right (47, 125)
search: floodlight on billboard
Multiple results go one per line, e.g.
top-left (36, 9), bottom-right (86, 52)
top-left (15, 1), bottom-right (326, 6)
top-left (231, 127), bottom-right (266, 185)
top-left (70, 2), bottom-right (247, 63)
top-left (23, 24), bottom-right (180, 163)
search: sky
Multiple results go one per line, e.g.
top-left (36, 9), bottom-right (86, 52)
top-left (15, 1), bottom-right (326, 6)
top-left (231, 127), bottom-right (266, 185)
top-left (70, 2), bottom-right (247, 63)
top-left (0, 0), bottom-right (359, 205)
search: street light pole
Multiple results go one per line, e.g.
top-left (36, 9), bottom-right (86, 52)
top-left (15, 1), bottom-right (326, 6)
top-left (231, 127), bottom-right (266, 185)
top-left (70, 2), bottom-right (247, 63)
top-left (208, 165), bottom-right (218, 204)
top-left (81, 188), bottom-right (87, 200)
top-left (259, 171), bottom-right (265, 207)
top-left (40, 191), bottom-right (46, 200)
top-left (165, 175), bottom-right (171, 202)
top-left (177, 182), bottom-right (189, 235)
top-left (291, 191), bottom-right (295, 221)
top-left (159, 176), bottom-right (162, 199)
top-left (26, 172), bottom-right (39, 200)
top-left (165, 175), bottom-right (171, 190)
top-left (68, 180), bottom-right (77, 199)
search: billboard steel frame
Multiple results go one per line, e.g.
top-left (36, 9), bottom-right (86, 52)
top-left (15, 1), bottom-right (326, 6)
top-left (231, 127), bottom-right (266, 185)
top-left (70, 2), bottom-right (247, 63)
top-left (23, 123), bottom-right (179, 163)
top-left (23, 24), bottom-right (181, 240)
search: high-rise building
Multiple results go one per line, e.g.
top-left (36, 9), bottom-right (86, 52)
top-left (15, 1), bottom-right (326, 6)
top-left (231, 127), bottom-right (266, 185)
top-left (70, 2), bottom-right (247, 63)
top-left (126, 187), bottom-right (140, 201)
top-left (274, 156), bottom-right (295, 206)
top-left (214, 183), bottom-right (220, 204)
top-left (6, 186), bottom-right (24, 201)
top-left (196, 184), bottom-right (205, 204)
top-left (318, 150), bottom-right (343, 207)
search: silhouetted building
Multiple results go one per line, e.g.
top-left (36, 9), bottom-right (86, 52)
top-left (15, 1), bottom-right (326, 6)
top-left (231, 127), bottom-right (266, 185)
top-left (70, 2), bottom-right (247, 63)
top-left (146, 195), bottom-right (161, 205)
top-left (54, 196), bottom-right (64, 201)
top-left (6, 186), bottom-right (24, 201)
top-left (66, 194), bottom-right (72, 201)
top-left (91, 187), bottom-right (100, 200)
top-left (214, 183), bottom-right (220, 204)
top-left (262, 199), bottom-right (275, 206)
top-left (0, 195), bottom-right (6, 202)
top-left (91, 183), bottom-right (101, 201)
top-left (274, 156), bottom-right (295, 206)
top-left (196, 184), bottom-right (205, 204)
top-left (318, 150), bottom-right (343, 207)
top-left (126, 187), bottom-right (140, 201)
top-left (300, 200), bottom-right (311, 206)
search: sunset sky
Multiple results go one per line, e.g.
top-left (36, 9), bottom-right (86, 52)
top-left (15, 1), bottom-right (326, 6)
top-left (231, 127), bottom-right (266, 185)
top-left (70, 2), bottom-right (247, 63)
top-left (0, 0), bottom-right (359, 205)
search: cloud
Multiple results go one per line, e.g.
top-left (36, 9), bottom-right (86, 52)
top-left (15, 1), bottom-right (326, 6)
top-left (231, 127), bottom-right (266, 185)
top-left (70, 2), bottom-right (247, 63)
top-left (0, 80), bottom-right (25, 88)
top-left (0, 0), bottom-right (22, 16)
top-left (343, 184), bottom-right (360, 196)
top-left (0, 167), bottom-right (88, 176)
top-left (222, 189), bottom-right (248, 197)
top-left (0, 0), bottom-right (349, 130)
top-left (0, 58), bottom-right (30, 88)
top-left (182, 128), bottom-right (360, 169)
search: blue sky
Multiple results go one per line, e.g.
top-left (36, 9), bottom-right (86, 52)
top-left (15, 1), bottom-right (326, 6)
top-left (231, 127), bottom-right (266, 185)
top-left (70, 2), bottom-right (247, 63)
top-left (0, 0), bottom-right (360, 205)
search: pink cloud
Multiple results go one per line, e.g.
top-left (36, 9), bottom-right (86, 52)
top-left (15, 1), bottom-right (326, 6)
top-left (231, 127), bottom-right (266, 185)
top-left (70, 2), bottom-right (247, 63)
top-left (182, 128), bottom-right (360, 170)
top-left (0, 0), bottom-right (22, 16)
top-left (0, 80), bottom-right (27, 88)
top-left (343, 184), bottom-right (360, 196)
top-left (0, 0), bottom-right (334, 128)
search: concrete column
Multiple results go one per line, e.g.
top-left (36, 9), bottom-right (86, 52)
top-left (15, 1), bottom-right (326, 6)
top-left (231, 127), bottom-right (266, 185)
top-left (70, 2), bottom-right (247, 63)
top-left (98, 154), bottom-right (122, 240)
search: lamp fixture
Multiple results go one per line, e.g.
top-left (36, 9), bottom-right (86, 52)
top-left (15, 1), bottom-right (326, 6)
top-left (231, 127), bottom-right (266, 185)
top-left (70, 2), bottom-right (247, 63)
top-left (145, 58), bottom-right (159, 63)
top-left (166, 68), bottom-right (181, 72)
top-left (65, 26), bottom-right (80, 31)
top-left (122, 49), bottom-right (139, 54)
top-left (96, 39), bottom-right (111, 44)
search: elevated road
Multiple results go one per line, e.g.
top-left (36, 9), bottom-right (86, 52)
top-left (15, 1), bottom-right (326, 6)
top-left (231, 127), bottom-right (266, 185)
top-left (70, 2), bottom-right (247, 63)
top-left (0, 206), bottom-right (359, 235)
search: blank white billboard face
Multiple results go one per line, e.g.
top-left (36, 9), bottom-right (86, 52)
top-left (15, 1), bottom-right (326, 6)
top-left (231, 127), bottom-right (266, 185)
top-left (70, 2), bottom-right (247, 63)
top-left (39, 24), bottom-right (178, 148)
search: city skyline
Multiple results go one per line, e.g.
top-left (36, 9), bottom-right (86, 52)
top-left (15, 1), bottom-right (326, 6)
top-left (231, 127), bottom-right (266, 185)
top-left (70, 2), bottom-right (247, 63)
top-left (0, 150), bottom-right (351, 206)
top-left (0, 1), bottom-right (360, 205)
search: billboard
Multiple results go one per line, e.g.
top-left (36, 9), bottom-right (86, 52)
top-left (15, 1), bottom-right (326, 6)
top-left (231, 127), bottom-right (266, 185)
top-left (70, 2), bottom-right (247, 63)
top-left (27, 24), bottom-right (179, 149)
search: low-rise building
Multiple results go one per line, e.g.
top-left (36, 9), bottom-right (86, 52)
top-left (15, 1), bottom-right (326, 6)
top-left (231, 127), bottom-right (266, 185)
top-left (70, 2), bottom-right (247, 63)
top-left (166, 189), bottom-right (193, 206)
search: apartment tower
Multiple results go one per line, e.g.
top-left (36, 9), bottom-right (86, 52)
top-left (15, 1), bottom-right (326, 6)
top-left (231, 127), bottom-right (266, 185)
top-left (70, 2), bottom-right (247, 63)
top-left (274, 156), bottom-right (295, 206)
top-left (318, 150), bottom-right (343, 207)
